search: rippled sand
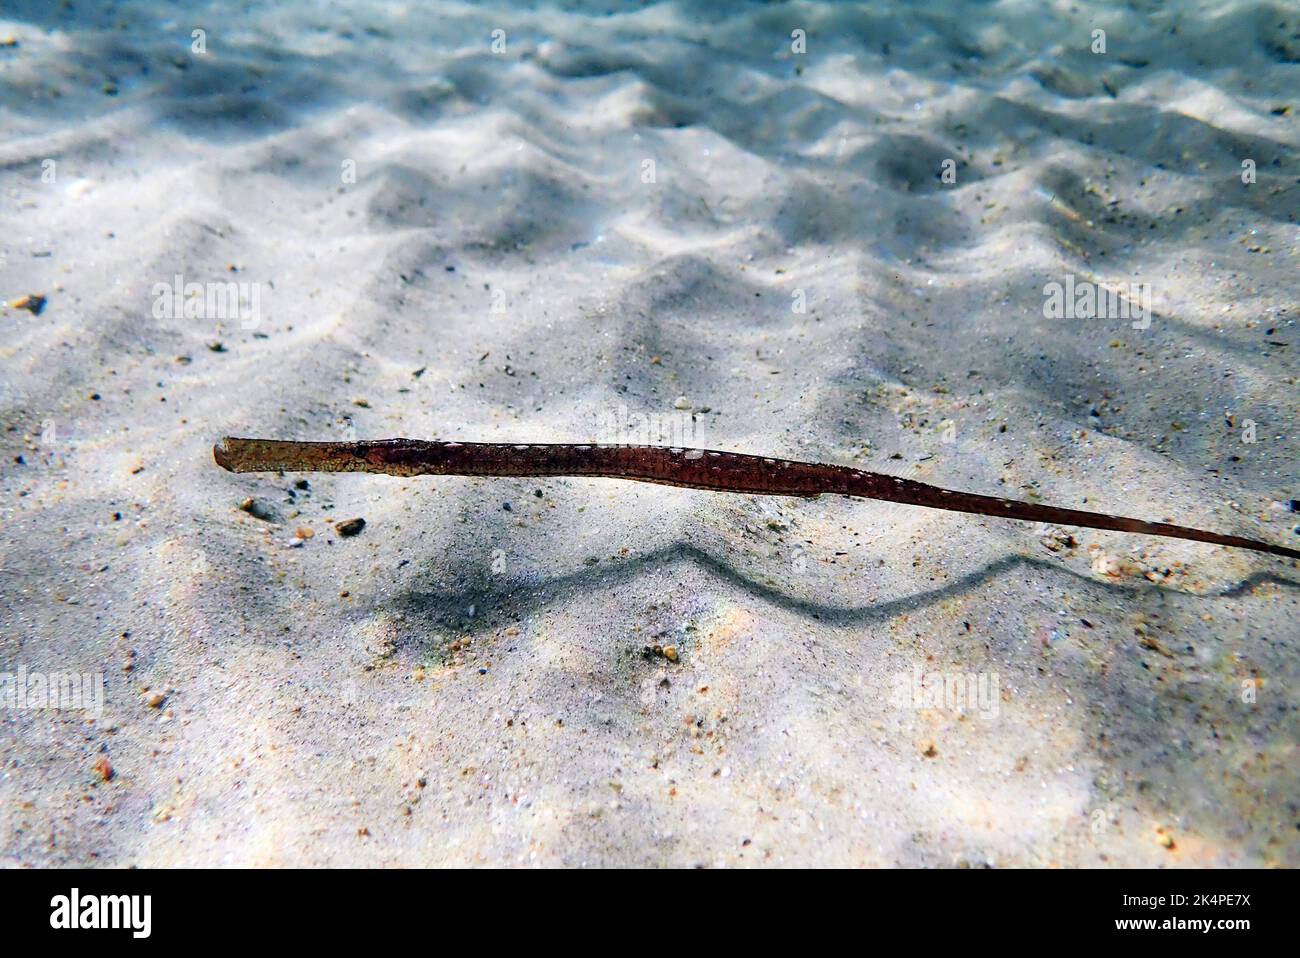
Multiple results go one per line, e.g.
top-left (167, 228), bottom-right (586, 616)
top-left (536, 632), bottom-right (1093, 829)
top-left (1, 0), bottom-right (1297, 866)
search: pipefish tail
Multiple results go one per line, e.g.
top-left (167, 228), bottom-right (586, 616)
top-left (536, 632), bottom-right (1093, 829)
top-left (213, 437), bottom-right (1300, 561)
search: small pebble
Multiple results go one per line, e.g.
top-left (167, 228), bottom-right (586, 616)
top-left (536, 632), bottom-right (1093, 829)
top-left (92, 756), bottom-right (114, 782)
top-left (237, 497), bottom-right (276, 522)
top-left (336, 517), bottom-right (366, 537)
top-left (662, 645), bottom-right (679, 663)
top-left (145, 691), bottom-right (165, 709)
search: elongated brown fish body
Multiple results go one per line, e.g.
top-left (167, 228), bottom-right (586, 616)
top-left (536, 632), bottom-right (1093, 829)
top-left (214, 437), bottom-right (1300, 561)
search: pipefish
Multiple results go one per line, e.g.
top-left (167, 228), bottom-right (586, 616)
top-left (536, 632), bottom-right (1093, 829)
top-left (213, 437), bottom-right (1300, 560)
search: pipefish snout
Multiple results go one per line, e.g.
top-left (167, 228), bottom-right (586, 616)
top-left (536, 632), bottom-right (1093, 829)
top-left (213, 437), bottom-right (1300, 561)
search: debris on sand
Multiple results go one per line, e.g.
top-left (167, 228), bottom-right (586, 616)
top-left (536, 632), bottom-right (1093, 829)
top-left (1088, 545), bottom-right (1141, 578)
top-left (336, 517), bottom-right (366, 537)
top-left (238, 497), bottom-right (277, 522)
top-left (1040, 527), bottom-right (1077, 552)
top-left (642, 643), bottom-right (681, 664)
top-left (8, 294), bottom-right (46, 315)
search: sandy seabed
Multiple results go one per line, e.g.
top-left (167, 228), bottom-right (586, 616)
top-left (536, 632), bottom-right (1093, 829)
top-left (1, 0), bottom-right (1298, 867)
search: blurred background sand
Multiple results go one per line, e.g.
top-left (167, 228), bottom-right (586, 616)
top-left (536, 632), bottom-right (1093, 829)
top-left (1, 0), bottom-right (1297, 866)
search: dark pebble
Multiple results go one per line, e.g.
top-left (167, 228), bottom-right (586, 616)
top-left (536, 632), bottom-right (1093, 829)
top-left (336, 517), bottom-right (366, 537)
